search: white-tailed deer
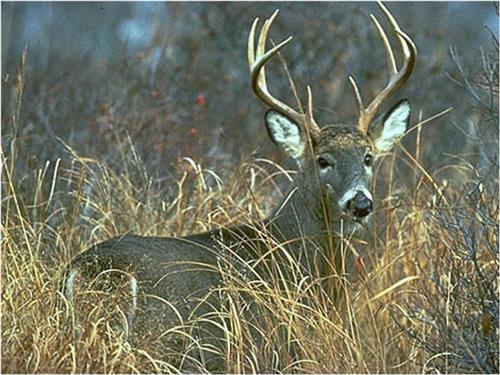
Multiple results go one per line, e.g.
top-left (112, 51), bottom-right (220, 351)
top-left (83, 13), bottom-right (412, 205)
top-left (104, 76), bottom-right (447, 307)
top-left (64, 2), bottom-right (416, 371)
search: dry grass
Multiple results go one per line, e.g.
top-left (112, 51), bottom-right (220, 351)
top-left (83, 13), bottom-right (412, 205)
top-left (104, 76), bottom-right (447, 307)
top-left (3, 99), bottom-right (498, 373)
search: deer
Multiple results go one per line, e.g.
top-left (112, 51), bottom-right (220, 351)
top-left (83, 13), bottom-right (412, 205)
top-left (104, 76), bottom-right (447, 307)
top-left (63, 2), bottom-right (416, 372)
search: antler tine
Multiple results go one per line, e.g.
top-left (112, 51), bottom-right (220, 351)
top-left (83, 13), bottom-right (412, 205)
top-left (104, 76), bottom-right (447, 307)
top-left (355, 1), bottom-right (417, 133)
top-left (306, 85), bottom-right (320, 133)
top-left (247, 17), bottom-right (259, 70)
top-left (377, 1), bottom-right (417, 80)
top-left (369, 14), bottom-right (397, 75)
top-left (255, 12), bottom-right (276, 92)
top-left (248, 10), bottom-right (320, 133)
top-left (349, 76), bottom-right (364, 123)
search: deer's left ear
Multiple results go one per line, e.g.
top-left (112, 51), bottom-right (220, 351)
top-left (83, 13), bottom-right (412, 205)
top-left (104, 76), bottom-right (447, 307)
top-left (369, 99), bottom-right (410, 153)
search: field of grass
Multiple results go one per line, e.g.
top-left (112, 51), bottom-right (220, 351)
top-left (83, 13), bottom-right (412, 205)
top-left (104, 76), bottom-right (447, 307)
top-left (2, 3), bottom-right (498, 374)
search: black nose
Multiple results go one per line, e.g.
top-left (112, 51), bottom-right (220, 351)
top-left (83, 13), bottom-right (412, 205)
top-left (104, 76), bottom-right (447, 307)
top-left (346, 192), bottom-right (373, 218)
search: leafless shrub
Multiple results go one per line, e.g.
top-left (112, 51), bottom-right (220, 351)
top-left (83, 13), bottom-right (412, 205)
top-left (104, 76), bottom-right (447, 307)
top-left (393, 28), bottom-right (499, 374)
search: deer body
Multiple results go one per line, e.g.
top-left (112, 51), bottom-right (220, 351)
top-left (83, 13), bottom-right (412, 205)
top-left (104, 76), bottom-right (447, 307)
top-left (66, 172), bottom-right (343, 330)
top-left (64, 3), bottom-right (416, 371)
top-left (65, 182), bottom-right (339, 371)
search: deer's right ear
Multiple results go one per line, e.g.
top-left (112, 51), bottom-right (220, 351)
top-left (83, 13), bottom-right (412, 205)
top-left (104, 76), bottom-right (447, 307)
top-left (265, 110), bottom-right (305, 160)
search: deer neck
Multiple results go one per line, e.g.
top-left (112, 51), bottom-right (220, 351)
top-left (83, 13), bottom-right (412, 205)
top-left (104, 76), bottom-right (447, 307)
top-left (264, 174), bottom-right (340, 272)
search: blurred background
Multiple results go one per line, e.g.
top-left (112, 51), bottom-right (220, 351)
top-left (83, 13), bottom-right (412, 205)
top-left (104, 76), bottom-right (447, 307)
top-left (2, 1), bottom-right (498, 183)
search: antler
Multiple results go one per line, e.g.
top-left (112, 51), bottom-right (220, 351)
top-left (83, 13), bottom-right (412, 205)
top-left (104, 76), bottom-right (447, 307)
top-left (349, 1), bottom-right (417, 134)
top-left (248, 10), bottom-right (321, 136)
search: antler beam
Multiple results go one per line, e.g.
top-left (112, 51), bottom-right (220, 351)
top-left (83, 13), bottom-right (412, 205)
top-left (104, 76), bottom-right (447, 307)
top-left (248, 10), bottom-right (321, 136)
top-left (350, 1), bottom-right (417, 134)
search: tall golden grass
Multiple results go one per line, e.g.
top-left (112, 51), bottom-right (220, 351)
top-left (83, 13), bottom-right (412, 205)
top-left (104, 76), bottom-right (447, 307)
top-left (2, 51), bottom-right (498, 374)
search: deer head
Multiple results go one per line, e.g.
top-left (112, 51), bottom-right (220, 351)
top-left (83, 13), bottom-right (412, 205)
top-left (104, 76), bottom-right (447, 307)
top-left (248, 3), bottom-right (416, 227)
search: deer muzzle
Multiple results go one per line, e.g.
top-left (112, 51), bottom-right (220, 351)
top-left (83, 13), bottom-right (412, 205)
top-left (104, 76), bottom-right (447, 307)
top-left (344, 191), bottom-right (373, 219)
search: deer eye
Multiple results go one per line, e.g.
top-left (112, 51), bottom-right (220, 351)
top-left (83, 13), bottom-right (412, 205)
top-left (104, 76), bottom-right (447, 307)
top-left (364, 153), bottom-right (373, 166)
top-left (317, 157), bottom-right (330, 169)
